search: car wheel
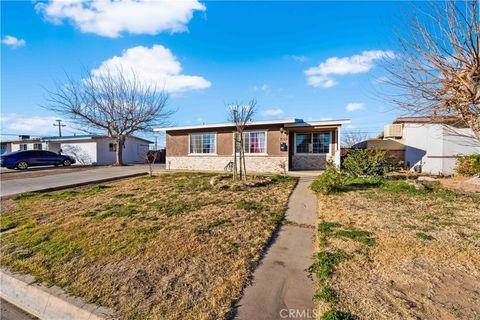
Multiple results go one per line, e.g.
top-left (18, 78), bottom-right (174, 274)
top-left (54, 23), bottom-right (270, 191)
top-left (63, 159), bottom-right (72, 167)
top-left (16, 161), bottom-right (28, 170)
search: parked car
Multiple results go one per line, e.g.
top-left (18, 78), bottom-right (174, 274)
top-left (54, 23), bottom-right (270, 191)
top-left (0, 150), bottom-right (76, 170)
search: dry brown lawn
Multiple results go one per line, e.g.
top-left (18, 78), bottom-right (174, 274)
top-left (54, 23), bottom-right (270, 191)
top-left (0, 172), bottom-right (297, 319)
top-left (314, 179), bottom-right (480, 319)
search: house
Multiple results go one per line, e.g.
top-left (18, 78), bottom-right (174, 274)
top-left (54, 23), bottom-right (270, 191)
top-left (361, 117), bottom-right (480, 175)
top-left (0, 135), bottom-right (152, 165)
top-left (155, 118), bottom-right (350, 173)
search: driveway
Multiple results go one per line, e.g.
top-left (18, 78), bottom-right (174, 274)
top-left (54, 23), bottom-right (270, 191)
top-left (0, 164), bottom-right (165, 197)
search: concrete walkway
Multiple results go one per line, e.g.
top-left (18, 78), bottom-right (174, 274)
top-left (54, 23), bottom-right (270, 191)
top-left (234, 176), bottom-right (317, 320)
top-left (0, 164), bottom-right (164, 197)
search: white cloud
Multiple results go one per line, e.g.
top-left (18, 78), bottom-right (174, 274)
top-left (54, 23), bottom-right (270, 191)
top-left (35, 0), bottom-right (205, 38)
top-left (253, 84), bottom-right (269, 92)
top-left (91, 45), bottom-right (211, 93)
top-left (345, 102), bottom-right (366, 112)
top-left (291, 55), bottom-right (308, 62)
top-left (0, 114), bottom-right (66, 135)
top-left (305, 50), bottom-right (394, 88)
top-left (261, 108), bottom-right (284, 117)
top-left (2, 35), bottom-right (26, 48)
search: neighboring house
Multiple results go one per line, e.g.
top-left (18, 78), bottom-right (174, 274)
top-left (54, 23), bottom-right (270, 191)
top-left (0, 135), bottom-right (152, 165)
top-left (359, 117), bottom-right (480, 175)
top-left (155, 118), bottom-right (350, 173)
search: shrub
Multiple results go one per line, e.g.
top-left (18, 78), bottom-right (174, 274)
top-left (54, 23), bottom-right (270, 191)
top-left (310, 168), bottom-right (347, 195)
top-left (343, 149), bottom-right (394, 178)
top-left (455, 154), bottom-right (480, 176)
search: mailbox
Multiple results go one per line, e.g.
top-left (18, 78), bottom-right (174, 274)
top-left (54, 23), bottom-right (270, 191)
top-left (280, 142), bottom-right (288, 152)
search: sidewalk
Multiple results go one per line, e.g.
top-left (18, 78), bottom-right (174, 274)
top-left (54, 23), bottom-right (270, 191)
top-left (234, 176), bottom-right (317, 320)
top-left (0, 164), bottom-right (164, 197)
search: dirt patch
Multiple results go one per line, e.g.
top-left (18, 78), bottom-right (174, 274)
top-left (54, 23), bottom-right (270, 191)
top-left (314, 180), bottom-right (480, 319)
top-left (0, 172), bottom-right (297, 319)
top-left (436, 175), bottom-right (480, 194)
top-left (0, 166), bottom-right (96, 181)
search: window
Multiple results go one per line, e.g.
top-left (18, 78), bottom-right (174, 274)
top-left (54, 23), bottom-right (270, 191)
top-left (19, 144), bottom-right (27, 151)
top-left (295, 132), bottom-right (330, 154)
top-left (238, 131), bottom-right (266, 154)
top-left (109, 143), bottom-right (117, 152)
top-left (33, 143), bottom-right (42, 150)
top-left (189, 133), bottom-right (216, 154)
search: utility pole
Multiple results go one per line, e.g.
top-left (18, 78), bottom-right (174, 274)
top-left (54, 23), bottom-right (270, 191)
top-left (53, 120), bottom-right (66, 137)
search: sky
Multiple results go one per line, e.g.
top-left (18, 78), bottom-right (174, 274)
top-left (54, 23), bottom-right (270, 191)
top-left (1, 0), bottom-right (409, 145)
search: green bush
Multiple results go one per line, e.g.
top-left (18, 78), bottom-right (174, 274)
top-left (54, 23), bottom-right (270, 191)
top-left (310, 168), bottom-right (347, 195)
top-left (456, 154), bottom-right (480, 176)
top-left (343, 149), bottom-right (394, 178)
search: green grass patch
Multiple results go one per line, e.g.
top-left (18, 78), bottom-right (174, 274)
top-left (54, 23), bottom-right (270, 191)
top-left (98, 204), bottom-right (137, 219)
top-left (334, 229), bottom-right (375, 246)
top-left (416, 232), bottom-right (435, 241)
top-left (150, 200), bottom-right (195, 217)
top-left (0, 214), bottom-right (19, 232)
top-left (321, 309), bottom-right (355, 320)
top-left (113, 193), bottom-right (134, 199)
top-left (237, 199), bottom-right (264, 212)
top-left (14, 192), bottom-right (37, 201)
top-left (314, 286), bottom-right (337, 303)
top-left (318, 222), bottom-right (342, 235)
top-left (307, 250), bottom-right (349, 283)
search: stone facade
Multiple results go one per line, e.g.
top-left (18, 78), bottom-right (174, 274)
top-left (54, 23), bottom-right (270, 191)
top-left (166, 156), bottom-right (289, 173)
top-left (291, 154), bottom-right (329, 170)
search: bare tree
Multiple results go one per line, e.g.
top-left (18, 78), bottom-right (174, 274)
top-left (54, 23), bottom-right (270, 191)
top-left (228, 100), bottom-right (256, 181)
top-left (342, 130), bottom-right (369, 148)
top-left (382, 0), bottom-right (480, 139)
top-left (44, 67), bottom-right (172, 165)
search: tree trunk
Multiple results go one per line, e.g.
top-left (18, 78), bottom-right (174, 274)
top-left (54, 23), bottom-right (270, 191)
top-left (115, 136), bottom-right (125, 166)
top-left (466, 117), bottom-right (480, 141)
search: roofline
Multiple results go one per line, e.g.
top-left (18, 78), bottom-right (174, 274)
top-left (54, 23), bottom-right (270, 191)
top-left (155, 118), bottom-right (351, 132)
top-left (4, 135), bottom-right (153, 144)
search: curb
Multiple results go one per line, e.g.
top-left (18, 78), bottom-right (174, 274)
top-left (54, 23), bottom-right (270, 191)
top-left (0, 269), bottom-right (115, 320)
top-left (1, 172), bottom-right (148, 199)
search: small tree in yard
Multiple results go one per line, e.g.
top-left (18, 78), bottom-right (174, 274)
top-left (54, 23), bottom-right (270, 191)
top-left (44, 67), bottom-right (172, 166)
top-left (144, 150), bottom-right (158, 177)
top-left (228, 100), bottom-right (256, 181)
top-left (383, 0), bottom-right (480, 140)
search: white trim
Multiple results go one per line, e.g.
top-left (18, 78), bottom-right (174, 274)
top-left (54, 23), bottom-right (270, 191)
top-left (155, 118), bottom-right (350, 132)
top-left (293, 132), bottom-right (331, 155)
top-left (188, 132), bottom-right (217, 155)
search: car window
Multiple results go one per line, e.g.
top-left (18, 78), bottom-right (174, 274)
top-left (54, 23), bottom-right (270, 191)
top-left (43, 151), bottom-right (58, 156)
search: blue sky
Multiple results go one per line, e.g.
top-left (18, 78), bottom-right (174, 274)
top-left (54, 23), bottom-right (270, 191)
top-left (1, 1), bottom-right (407, 145)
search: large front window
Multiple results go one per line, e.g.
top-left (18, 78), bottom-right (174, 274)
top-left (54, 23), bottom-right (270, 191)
top-left (295, 132), bottom-right (330, 154)
top-left (236, 131), bottom-right (266, 154)
top-left (189, 133), bottom-right (216, 154)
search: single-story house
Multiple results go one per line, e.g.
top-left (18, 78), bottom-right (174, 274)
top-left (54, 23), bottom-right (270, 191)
top-left (0, 135), bottom-right (152, 165)
top-left (155, 118), bottom-right (350, 173)
top-left (359, 117), bottom-right (480, 175)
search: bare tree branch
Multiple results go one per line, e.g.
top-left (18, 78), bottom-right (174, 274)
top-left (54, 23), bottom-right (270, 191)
top-left (382, 0), bottom-right (480, 140)
top-left (42, 66), bottom-right (173, 165)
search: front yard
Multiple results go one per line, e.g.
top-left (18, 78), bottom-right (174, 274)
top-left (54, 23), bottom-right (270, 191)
top-left (0, 172), bottom-right (297, 319)
top-left (311, 178), bottom-right (480, 319)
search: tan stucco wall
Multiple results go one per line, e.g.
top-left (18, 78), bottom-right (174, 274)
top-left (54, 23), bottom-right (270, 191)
top-left (166, 124), bottom-right (289, 157)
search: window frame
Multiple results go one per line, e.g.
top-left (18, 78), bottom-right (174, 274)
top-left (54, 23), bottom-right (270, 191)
top-left (232, 130), bottom-right (268, 156)
top-left (188, 132), bottom-right (217, 155)
top-left (19, 144), bottom-right (28, 151)
top-left (109, 143), bottom-right (117, 152)
top-left (33, 143), bottom-right (43, 150)
top-left (294, 132), bottom-right (331, 155)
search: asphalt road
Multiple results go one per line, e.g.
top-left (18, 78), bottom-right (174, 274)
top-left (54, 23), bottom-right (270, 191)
top-left (0, 299), bottom-right (37, 320)
top-left (0, 164), bottom-right (165, 197)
